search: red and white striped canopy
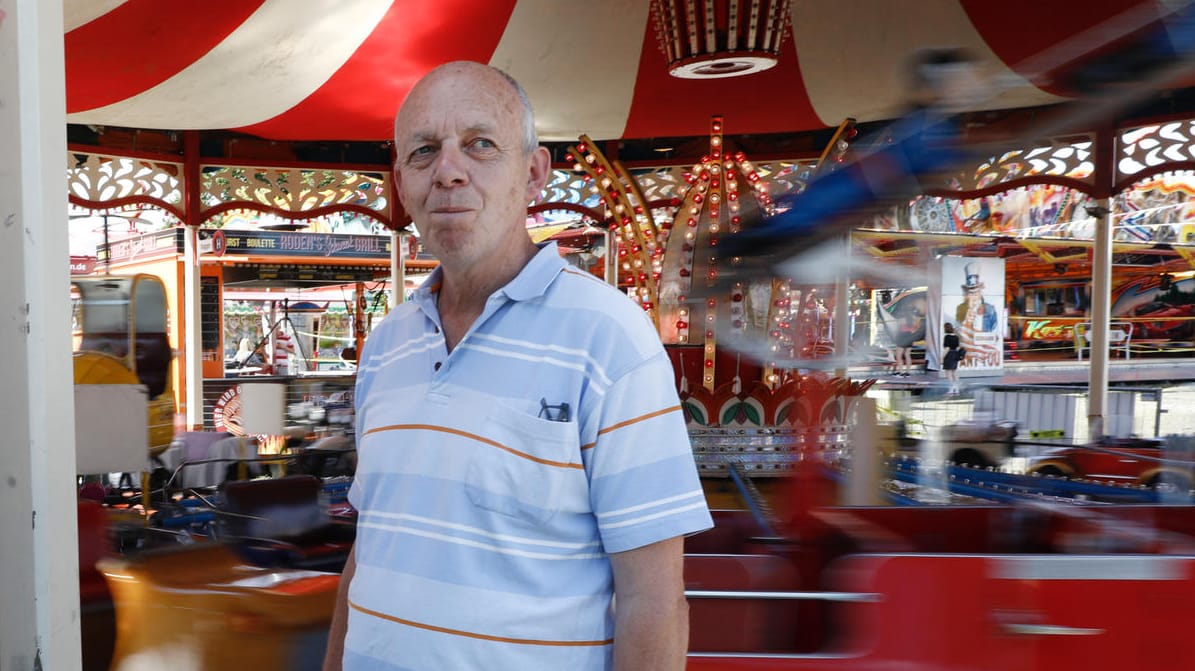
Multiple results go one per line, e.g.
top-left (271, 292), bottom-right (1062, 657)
top-left (64, 0), bottom-right (1173, 143)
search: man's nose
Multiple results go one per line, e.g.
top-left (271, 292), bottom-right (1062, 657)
top-left (432, 145), bottom-right (468, 187)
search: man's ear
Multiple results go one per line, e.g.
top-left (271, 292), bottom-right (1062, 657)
top-left (526, 146), bottom-right (551, 202)
top-left (392, 162), bottom-right (407, 210)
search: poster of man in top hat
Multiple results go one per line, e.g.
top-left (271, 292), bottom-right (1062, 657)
top-left (955, 262), bottom-right (998, 332)
top-left (946, 258), bottom-right (1003, 371)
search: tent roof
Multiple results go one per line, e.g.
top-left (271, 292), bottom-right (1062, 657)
top-left (63, 0), bottom-right (1178, 144)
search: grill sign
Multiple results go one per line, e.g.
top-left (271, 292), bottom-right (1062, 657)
top-left (102, 229), bottom-right (393, 263)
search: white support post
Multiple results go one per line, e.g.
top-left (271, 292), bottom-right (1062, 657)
top-left (0, 0), bottom-right (83, 668)
top-left (833, 233), bottom-right (851, 377)
top-left (183, 224), bottom-right (204, 429)
top-left (391, 229), bottom-right (405, 305)
top-left (1088, 199), bottom-right (1113, 441)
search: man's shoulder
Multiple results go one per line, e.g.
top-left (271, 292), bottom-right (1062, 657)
top-left (550, 267), bottom-right (644, 310)
top-left (551, 265), bottom-right (619, 293)
top-left (548, 269), bottom-right (658, 329)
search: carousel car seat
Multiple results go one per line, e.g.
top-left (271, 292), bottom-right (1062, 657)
top-left (134, 331), bottom-right (173, 398)
top-left (292, 433), bottom-right (357, 478)
top-left (683, 509), bottom-right (771, 554)
top-left (684, 552), bottom-right (801, 653)
top-left (166, 431), bottom-right (236, 491)
top-left (178, 430), bottom-right (234, 461)
top-left (217, 475), bottom-right (355, 572)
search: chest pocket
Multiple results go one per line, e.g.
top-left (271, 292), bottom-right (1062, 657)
top-left (465, 405), bottom-right (580, 525)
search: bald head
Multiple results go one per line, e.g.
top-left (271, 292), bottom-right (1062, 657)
top-left (390, 59), bottom-right (552, 279)
top-left (397, 61), bottom-right (538, 155)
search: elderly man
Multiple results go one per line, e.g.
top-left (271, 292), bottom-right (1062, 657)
top-left (322, 61), bottom-right (711, 671)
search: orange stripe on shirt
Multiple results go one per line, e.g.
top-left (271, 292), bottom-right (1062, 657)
top-left (580, 405), bottom-right (682, 450)
top-left (350, 600), bottom-right (614, 647)
top-left (364, 423), bottom-right (584, 470)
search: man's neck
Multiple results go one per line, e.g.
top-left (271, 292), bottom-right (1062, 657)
top-left (435, 242), bottom-right (538, 352)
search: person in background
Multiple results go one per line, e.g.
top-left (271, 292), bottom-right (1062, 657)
top-left (337, 345), bottom-right (358, 369)
top-left (875, 322), bottom-right (898, 375)
top-left (942, 322), bottom-right (961, 395)
top-left (892, 310), bottom-right (919, 377)
top-left (232, 337), bottom-right (265, 368)
top-left (233, 337), bottom-right (254, 364)
top-left (898, 324), bottom-right (912, 372)
top-left (715, 48), bottom-right (982, 262)
top-left (323, 61), bottom-right (712, 671)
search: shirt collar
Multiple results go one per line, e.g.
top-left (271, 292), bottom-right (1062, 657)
top-left (501, 242), bottom-right (567, 302)
top-left (411, 266), bottom-right (443, 317)
top-left (411, 242), bottom-right (566, 312)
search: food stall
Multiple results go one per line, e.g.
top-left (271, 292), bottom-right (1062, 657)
top-left (89, 226), bottom-right (435, 428)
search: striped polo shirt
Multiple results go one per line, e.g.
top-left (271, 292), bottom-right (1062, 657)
top-left (344, 243), bottom-right (712, 670)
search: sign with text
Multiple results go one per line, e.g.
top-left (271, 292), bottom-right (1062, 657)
top-left (70, 255), bottom-right (97, 275)
top-left (101, 228), bottom-right (393, 264)
top-left (216, 230), bottom-right (391, 258)
top-left (249, 264), bottom-right (385, 283)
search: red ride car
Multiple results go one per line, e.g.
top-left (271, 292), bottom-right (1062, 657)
top-left (1130, 301), bottom-right (1195, 340)
top-left (1026, 436), bottom-right (1195, 491)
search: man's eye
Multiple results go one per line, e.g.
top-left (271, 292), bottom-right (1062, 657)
top-left (409, 146), bottom-right (435, 160)
top-left (470, 138), bottom-right (496, 150)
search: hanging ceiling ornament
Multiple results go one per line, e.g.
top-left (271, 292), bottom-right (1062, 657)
top-left (650, 0), bottom-right (792, 79)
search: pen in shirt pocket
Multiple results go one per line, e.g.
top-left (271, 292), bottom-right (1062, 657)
top-left (539, 397), bottom-right (570, 422)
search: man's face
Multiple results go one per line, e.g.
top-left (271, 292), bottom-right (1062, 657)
top-left (965, 290), bottom-right (982, 308)
top-left (393, 64), bottom-right (548, 269)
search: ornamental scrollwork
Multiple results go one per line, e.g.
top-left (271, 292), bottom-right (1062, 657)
top-left (1118, 121), bottom-right (1195, 180)
top-left (961, 138), bottom-right (1096, 191)
top-left (543, 170), bottom-right (600, 209)
top-left (199, 166), bottom-right (389, 216)
top-left (68, 152), bottom-right (183, 207)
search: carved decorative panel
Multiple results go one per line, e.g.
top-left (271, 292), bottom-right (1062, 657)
top-left (626, 166), bottom-right (688, 203)
top-left (543, 170), bottom-right (601, 209)
top-left (752, 160), bottom-right (817, 196)
top-left (544, 160), bottom-right (815, 217)
top-left (68, 152), bottom-right (183, 207)
top-left (957, 138), bottom-right (1096, 192)
top-left (199, 166), bottom-right (390, 218)
top-left (1118, 122), bottom-right (1195, 181)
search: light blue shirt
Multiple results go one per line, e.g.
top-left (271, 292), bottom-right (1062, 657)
top-left (345, 243), bottom-right (711, 670)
